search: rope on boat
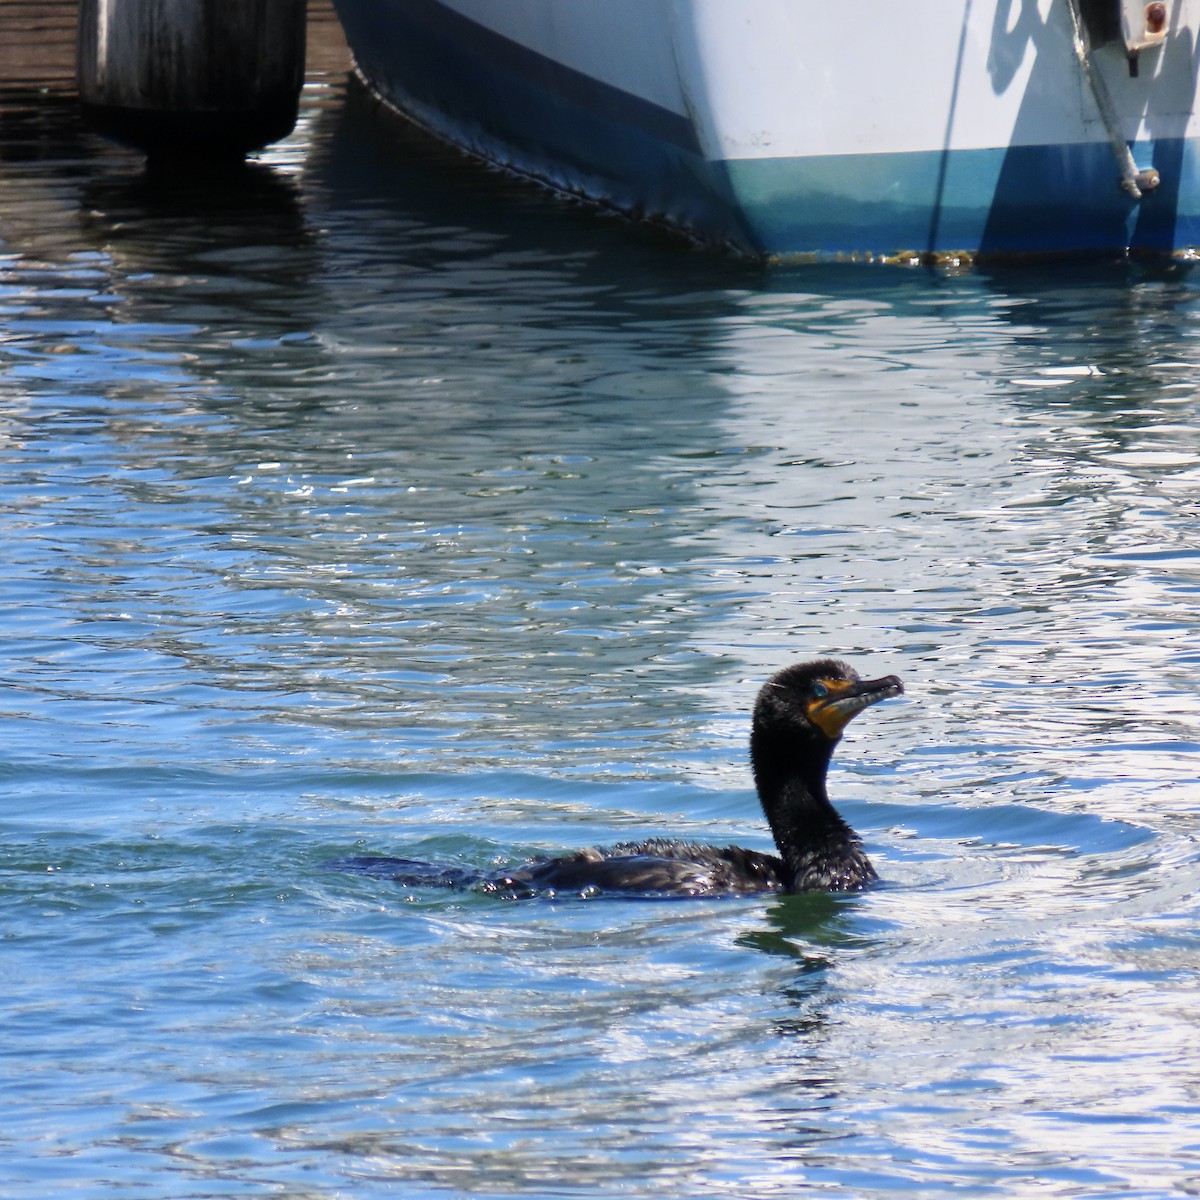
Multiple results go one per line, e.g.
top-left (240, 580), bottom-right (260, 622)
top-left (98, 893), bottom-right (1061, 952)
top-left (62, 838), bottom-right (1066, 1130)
top-left (1065, 0), bottom-right (1160, 199)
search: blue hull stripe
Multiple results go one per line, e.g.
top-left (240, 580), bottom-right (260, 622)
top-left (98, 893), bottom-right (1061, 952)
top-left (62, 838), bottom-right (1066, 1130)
top-left (728, 139), bottom-right (1200, 256)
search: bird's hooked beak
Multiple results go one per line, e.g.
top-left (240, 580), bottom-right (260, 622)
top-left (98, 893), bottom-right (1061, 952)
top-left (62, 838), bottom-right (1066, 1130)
top-left (806, 674), bottom-right (904, 740)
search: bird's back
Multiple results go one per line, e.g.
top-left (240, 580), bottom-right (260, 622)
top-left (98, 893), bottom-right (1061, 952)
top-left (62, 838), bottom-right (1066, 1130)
top-left (486, 839), bottom-right (788, 898)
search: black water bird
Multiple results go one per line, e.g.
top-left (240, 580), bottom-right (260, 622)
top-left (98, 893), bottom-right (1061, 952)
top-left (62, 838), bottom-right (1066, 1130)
top-left (337, 659), bottom-right (903, 898)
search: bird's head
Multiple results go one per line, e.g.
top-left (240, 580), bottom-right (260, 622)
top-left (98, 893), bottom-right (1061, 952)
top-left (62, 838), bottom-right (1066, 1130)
top-left (753, 658), bottom-right (904, 749)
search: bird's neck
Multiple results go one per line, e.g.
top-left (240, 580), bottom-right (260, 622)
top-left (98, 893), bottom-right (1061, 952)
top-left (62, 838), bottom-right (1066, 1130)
top-left (754, 740), bottom-right (873, 891)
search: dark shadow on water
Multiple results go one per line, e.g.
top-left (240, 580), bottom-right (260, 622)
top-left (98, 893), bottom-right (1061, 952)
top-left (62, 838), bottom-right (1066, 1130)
top-left (310, 73), bottom-right (769, 286)
top-left (79, 158), bottom-right (313, 263)
top-left (0, 87), bottom-right (90, 164)
top-left (75, 155), bottom-right (320, 336)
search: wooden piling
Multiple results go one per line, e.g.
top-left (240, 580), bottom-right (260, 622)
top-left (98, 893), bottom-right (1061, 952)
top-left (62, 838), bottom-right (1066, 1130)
top-left (77, 0), bottom-right (307, 158)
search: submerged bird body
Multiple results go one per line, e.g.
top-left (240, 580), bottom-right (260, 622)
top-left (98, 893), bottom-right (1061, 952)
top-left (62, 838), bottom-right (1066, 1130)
top-left (483, 838), bottom-right (789, 899)
top-left (336, 659), bottom-right (902, 898)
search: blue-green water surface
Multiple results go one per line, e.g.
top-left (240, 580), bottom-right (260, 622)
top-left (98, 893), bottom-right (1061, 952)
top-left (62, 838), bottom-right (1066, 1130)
top-left (3, 70), bottom-right (1200, 1200)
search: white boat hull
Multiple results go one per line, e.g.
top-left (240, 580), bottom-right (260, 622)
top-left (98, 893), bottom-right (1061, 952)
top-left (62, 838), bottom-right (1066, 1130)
top-left (331, 0), bottom-right (1200, 259)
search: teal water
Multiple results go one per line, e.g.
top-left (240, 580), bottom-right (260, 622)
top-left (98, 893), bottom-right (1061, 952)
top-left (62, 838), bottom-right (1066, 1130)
top-left (3, 69), bottom-right (1200, 1200)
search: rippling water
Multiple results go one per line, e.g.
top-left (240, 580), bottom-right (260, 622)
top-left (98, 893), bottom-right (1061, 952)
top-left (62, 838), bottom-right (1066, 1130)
top-left (3, 42), bottom-right (1200, 1200)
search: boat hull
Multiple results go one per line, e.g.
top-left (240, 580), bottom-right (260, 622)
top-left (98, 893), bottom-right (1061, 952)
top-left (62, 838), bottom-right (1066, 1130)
top-left (331, 0), bottom-right (1200, 259)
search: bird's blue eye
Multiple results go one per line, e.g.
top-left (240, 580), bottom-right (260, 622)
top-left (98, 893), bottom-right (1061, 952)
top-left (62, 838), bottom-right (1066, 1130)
top-left (811, 681), bottom-right (828, 698)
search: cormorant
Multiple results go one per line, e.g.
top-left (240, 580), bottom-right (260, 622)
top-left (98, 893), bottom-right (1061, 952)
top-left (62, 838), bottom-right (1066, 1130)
top-left (335, 658), bottom-right (903, 898)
